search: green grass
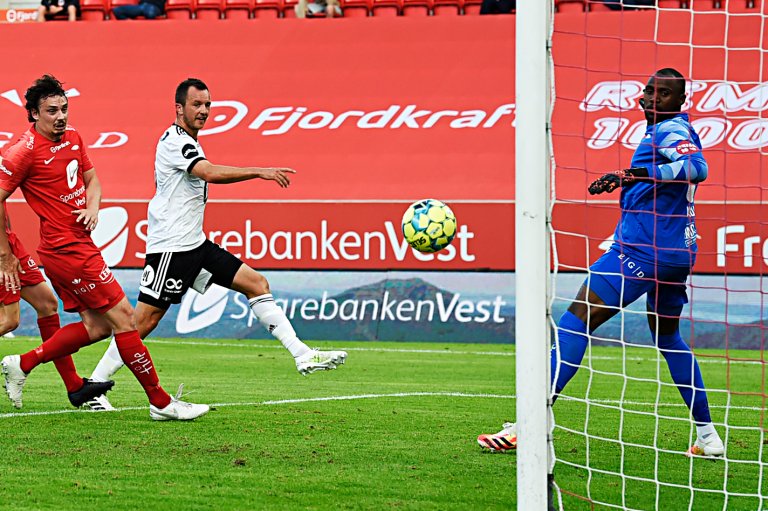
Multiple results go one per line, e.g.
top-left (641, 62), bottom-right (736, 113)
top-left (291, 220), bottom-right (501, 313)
top-left (0, 338), bottom-right (764, 510)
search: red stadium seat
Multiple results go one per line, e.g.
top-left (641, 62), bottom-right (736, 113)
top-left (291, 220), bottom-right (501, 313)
top-left (402, 0), bottom-right (430, 15)
top-left (224, 0), bottom-right (252, 18)
top-left (432, 0), bottom-right (459, 15)
top-left (80, 0), bottom-right (108, 19)
top-left (165, 0), bottom-right (195, 18)
top-left (462, 0), bottom-right (482, 14)
top-left (371, 0), bottom-right (399, 16)
top-left (252, 0), bottom-right (280, 16)
top-left (725, 0), bottom-right (756, 12)
top-left (556, 0), bottom-right (585, 12)
top-left (690, 0), bottom-right (719, 9)
top-left (657, 0), bottom-right (683, 7)
top-left (195, 0), bottom-right (223, 18)
top-left (281, 0), bottom-right (298, 16)
top-left (340, 0), bottom-right (369, 16)
top-left (586, 0), bottom-right (611, 10)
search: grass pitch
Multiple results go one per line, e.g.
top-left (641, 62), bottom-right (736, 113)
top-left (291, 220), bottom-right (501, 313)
top-left (0, 338), bottom-right (764, 510)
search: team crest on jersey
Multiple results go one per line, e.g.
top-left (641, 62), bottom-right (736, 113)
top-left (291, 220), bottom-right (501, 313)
top-left (675, 140), bottom-right (700, 155)
top-left (181, 144), bottom-right (199, 160)
top-left (140, 265), bottom-right (155, 286)
top-left (98, 264), bottom-right (115, 284)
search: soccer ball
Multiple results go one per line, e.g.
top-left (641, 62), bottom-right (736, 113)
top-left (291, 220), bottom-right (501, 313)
top-left (401, 199), bottom-right (457, 253)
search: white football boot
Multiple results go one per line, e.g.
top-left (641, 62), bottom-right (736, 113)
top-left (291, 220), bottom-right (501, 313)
top-left (686, 433), bottom-right (725, 458)
top-left (83, 394), bottom-right (116, 412)
top-left (149, 385), bottom-right (209, 421)
top-left (1, 355), bottom-right (26, 409)
top-left (295, 349), bottom-right (348, 375)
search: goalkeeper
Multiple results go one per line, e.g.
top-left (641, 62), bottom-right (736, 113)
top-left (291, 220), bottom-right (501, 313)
top-left (479, 68), bottom-right (724, 457)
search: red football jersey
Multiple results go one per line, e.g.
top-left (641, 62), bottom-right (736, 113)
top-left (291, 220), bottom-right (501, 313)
top-left (0, 125), bottom-right (95, 250)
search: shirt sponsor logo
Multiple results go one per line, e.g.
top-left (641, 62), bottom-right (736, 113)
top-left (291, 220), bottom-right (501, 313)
top-left (0, 162), bottom-right (11, 176)
top-left (165, 278), bottom-right (184, 291)
top-left (50, 140), bottom-right (71, 153)
top-left (66, 160), bottom-right (78, 189)
top-left (675, 140), bottom-right (700, 155)
top-left (181, 143), bottom-right (199, 160)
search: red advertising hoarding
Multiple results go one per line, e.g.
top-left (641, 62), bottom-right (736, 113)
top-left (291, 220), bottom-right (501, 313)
top-left (0, 13), bottom-right (765, 273)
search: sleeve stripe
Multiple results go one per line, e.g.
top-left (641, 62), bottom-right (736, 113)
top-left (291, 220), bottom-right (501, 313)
top-left (186, 157), bottom-right (206, 174)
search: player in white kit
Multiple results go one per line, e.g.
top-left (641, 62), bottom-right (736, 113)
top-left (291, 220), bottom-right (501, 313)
top-left (88, 78), bottom-right (347, 406)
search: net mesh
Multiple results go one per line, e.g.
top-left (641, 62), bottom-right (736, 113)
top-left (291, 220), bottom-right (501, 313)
top-left (549, 2), bottom-right (768, 509)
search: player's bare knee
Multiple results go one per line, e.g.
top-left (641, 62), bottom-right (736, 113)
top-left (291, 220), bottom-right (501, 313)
top-left (248, 272), bottom-right (270, 297)
top-left (0, 318), bottom-right (20, 335)
top-left (37, 299), bottom-right (59, 318)
top-left (84, 320), bottom-right (112, 341)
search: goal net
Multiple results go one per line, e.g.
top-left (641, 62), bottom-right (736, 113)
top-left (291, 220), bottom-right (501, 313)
top-left (543, 2), bottom-right (768, 509)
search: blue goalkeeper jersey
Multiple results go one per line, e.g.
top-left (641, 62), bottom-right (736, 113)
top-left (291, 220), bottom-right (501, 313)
top-left (610, 113), bottom-right (708, 268)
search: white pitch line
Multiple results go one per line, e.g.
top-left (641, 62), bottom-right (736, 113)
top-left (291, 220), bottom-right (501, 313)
top-left (0, 392), bottom-right (514, 420)
top-left (142, 339), bottom-right (762, 366)
top-left (1, 337), bottom-right (760, 365)
top-left (143, 339), bottom-right (514, 357)
top-left (0, 391), bottom-right (766, 421)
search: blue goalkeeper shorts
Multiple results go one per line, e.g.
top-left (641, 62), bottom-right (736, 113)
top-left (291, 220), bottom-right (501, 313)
top-left (584, 249), bottom-right (690, 317)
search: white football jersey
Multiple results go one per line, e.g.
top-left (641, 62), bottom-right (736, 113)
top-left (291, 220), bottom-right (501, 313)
top-left (146, 124), bottom-right (208, 254)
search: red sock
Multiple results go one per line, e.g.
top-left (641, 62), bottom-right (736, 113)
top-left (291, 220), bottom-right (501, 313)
top-left (20, 322), bottom-right (90, 374)
top-left (36, 315), bottom-right (83, 393)
top-left (115, 331), bottom-right (171, 409)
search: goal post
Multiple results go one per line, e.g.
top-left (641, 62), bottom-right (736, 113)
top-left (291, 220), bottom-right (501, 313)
top-left (515, 1), bottom-right (555, 510)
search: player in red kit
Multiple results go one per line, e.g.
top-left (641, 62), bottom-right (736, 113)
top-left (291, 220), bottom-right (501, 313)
top-left (0, 75), bottom-right (208, 420)
top-left (0, 218), bottom-right (93, 403)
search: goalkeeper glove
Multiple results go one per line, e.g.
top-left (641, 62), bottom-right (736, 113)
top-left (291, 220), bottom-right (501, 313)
top-left (588, 167), bottom-right (649, 195)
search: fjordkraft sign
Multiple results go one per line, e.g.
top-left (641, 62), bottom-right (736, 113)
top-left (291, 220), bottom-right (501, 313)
top-left (0, 13), bottom-right (765, 273)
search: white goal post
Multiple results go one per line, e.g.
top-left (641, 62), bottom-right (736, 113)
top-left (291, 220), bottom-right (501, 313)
top-left (515, 1), bottom-right (554, 510)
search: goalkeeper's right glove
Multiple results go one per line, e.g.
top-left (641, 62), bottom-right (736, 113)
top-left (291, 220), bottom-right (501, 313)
top-left (588, 167), bottom-right (649, 195)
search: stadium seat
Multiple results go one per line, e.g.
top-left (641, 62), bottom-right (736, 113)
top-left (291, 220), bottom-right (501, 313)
top-left (657, 0), bottom-right (683, 7)
top-left (690, 0), bottom-right (719, 9)
top-left (281, 0), bottom-right (298, 16)
top-left (402, 0), bottom-right (431, 15)
top-left (80, 0), bottom-right (108, 19)
top-left (462, 0), bottom-right (481, 14)
top-left (195, 0), bottom-right (223, 18)
top-left (371, 0), bottom-right (399, 16)
top-left (726, 0), bottom-right (756, 11)
top-left (586, 0), bottom-right (612, 11)
top-left (224, 0), bottom-right (252, 18)
top-left (340, 0), bottom-right (369, 16)
top-left (431, 0), bottom-right (459, 15)
top-left (252, 0), bottom-right (280, 17)
top-left (165, 0), bottom-right (195, 18)
top-left (556, 0), bottom-right (585, 12)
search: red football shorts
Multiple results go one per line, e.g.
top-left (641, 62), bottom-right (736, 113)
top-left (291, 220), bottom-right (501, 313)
top-left (37, 241), bottom-right (125, 314)
top-left (0, 233), bottom-right (46, 305)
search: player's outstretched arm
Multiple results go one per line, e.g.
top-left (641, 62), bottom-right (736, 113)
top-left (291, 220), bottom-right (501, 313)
top-left (190, 160), bottom-right (295, 187)
top-left (0, 188), bottom-right (21, 293)
top-left (71, 169), bottom-right (101, 231)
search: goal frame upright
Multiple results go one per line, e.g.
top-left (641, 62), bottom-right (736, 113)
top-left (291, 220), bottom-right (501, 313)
top-left (515, 1), bottom-right (554, 510)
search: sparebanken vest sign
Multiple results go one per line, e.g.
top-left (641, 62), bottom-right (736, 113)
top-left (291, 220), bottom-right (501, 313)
top-left (0, 14), bottom-right (766, 273)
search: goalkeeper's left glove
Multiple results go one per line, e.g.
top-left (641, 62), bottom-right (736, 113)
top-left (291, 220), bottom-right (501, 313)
top-left (588, 167), bottom-right (649, 195)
